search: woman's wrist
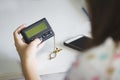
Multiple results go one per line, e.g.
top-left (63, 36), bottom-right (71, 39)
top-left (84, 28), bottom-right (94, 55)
top-left (20, 54), bottom-right (37, 64)
top-left (21, 55), bottom-right (40, 80)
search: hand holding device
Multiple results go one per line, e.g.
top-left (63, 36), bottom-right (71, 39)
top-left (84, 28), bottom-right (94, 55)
top-left (13, 25), bottom-right (45, 60)
top-left (13, 25), bottom-right (44, 80)
top-left (19, 18), bottom-right (62, 60)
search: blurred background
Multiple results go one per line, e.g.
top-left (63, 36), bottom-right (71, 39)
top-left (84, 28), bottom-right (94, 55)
top-left (0, 0), bottom-right (90, 79)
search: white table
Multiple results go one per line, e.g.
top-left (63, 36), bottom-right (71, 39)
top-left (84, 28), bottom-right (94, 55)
top-left (0, 0), bottom-right (90, 79)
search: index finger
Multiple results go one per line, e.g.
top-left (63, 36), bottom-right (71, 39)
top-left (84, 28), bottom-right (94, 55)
top-left (13, 25), bottom-right (26, 44)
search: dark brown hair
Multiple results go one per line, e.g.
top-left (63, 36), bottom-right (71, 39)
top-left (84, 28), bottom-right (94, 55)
top-left (86, 0), bottom-right (120, 48)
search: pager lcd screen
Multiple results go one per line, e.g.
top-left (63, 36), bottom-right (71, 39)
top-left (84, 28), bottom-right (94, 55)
top-left (25, 22), bottom-right (48, 38)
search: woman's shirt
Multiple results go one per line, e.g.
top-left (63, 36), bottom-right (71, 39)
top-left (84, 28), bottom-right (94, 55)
top-left (65, 38), bottom-right (120, 80)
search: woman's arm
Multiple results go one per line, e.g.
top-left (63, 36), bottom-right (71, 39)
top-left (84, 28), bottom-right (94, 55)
top-left (21, 56), bottom-right (41, 80)
top-left (13, 25), bottom-right (44, 80)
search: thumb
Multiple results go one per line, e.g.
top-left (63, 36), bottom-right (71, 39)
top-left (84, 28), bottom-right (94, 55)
top-left (30, 38), bottom-right (42, 47)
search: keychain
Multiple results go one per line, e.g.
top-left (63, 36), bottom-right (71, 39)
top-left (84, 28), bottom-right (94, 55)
top-left (49, 36), bottom-right (62, 60)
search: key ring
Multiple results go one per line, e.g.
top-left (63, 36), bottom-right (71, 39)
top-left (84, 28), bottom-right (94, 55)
top-left (49, 48), bottom-right (62, 60)
top-left (49, 51), bottom-right (57, 60)
top-left (49, 36), bottom-right (62, 60)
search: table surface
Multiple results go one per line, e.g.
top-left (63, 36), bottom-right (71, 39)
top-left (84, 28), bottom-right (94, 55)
top-left (0, 0), bottom-right (90, 79)
top-left (11, 72), bottom-right (67, 80)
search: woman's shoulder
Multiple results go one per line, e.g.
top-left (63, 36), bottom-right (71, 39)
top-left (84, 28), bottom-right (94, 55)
top-left (65, 38), bottom-right (120, 80)
top-left (83, 38), bottom-right (116, 55)
top-left (76, 38), bottom-right (116, 61)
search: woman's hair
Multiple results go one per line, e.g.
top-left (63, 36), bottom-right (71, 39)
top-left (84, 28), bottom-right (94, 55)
top-left (86, 0), bottom-right (120, 48)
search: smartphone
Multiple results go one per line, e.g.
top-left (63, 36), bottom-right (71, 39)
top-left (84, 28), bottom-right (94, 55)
top-left (64, 35), bottom-right (92, 51)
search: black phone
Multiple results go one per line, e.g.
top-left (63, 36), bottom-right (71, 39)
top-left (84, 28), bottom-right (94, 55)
top-left (64, 35), bottom-right (92, 51)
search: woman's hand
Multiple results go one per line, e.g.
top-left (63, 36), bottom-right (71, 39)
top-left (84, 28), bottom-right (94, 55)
top-left (13, 25), bottom-right (44, 61)
top-left (13, 25), bottom-right (44, 80)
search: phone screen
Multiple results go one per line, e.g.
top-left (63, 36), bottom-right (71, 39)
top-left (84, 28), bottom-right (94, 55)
top-left (64, 36), bottom-right (92, 51)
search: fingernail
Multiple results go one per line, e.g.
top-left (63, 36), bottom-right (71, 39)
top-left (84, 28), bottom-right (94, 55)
top-left (36, 38), bottom-right (42, 43)
top-left (21, 24), bottom-right (26, 27)
top-left (22, 24), bottom-right (26, 26)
